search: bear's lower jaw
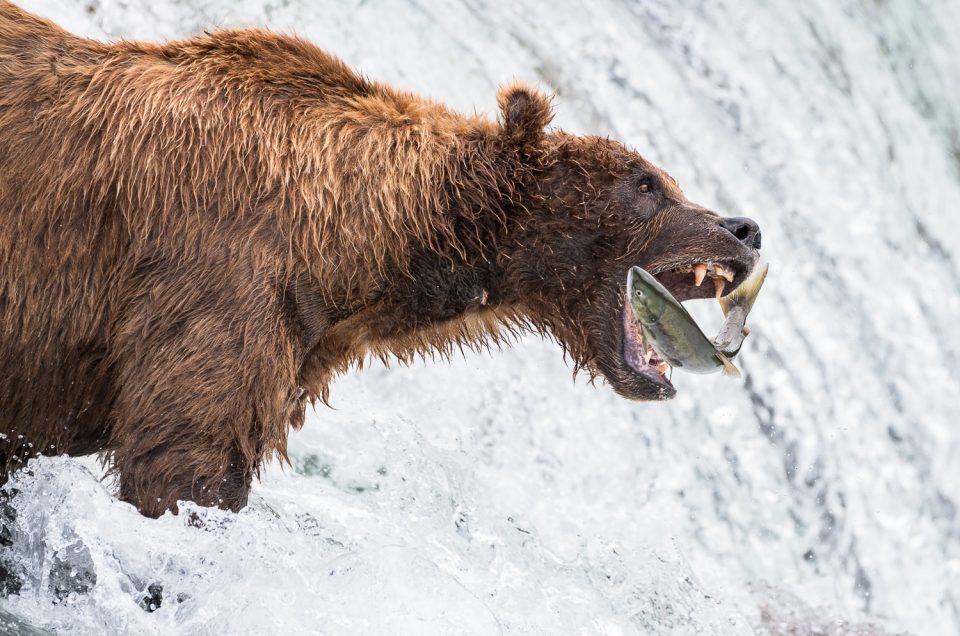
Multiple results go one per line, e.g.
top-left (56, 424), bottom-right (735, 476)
top-left (620, 301), bottom-right (676, 399)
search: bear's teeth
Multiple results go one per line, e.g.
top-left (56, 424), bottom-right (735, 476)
top-left (693, 263), bottom-right (708, 286)
top-left (657, 361), bottom-right (670, 375)
top-left (714, 276), bottom-right (726, 298)
top-left (644, 347), bottom-right (654, 364)
top-left (712, 263), bottom-right (734, 282)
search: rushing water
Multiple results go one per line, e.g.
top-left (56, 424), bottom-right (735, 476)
top-left (2, 0), bottom-right (959, 633)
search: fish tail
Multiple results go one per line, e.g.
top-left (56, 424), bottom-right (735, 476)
top-left (718, 352), bottom-right (741, 378)
top-left (719, 262), bottom-right (769, 316)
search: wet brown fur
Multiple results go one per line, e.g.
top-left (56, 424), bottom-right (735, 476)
top-left (0, 2), bottom-right (758, 516)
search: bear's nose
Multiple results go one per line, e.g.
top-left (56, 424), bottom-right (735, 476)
top-left (718, 216), bottom-right (761, 249)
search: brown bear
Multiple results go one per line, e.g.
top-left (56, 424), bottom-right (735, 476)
top-left (0, 1), bottom-right (761, 517)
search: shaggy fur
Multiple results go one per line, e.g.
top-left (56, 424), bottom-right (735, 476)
top-left (0, 1), bottom-right (760, 516)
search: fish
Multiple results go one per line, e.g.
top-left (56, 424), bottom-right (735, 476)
top-left (713, 262), bottom-right (769, 357)
top-left (627, 266), bottom-right (741, 377)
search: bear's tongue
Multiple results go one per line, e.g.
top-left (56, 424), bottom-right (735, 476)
top-left (622, 302), bottom-right (671, 381)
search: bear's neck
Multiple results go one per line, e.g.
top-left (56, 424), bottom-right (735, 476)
top-left (292, 121), bottom-right (545, 398)
top-left (376, 134), bottom-right (538, 325)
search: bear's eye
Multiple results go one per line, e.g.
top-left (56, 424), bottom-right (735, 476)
top-left (639, 181), bottom-right (653, 194)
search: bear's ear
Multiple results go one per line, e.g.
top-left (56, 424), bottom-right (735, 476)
top-left (497, 83), bottom-right (553, 145)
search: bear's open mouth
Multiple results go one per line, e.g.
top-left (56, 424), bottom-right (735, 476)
top-left (621, 258), bottom-right (752, 390)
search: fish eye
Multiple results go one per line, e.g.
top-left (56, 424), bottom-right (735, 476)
top-left (634, 289), bottom-right (644, 298)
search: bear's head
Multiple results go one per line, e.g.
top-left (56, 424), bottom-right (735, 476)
top-left (495, 85), bottom-right (761, 401)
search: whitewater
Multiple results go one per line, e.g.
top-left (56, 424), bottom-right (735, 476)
top-left (1, 0), bottom-right (959, 633)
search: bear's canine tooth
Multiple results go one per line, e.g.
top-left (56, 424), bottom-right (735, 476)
top-left (657, 361), bottom-right (670, 375)
top-left (714, 276), bottom-right (726, 298)
top-left (693, 263), bottom-right (708, 287)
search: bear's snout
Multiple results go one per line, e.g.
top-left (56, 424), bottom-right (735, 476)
top-left (718, 216), bottom-right (762, 249)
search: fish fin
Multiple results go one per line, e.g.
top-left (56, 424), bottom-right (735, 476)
top-left (718, 352), bottom-right (741, 378)
top-left (718, 262), bottom-right (769, 317)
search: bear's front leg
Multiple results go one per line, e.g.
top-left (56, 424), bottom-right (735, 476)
top-left (112, 422), bottom-right (256, 518)
top-left (107, 287), bottom-right (299, 518)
